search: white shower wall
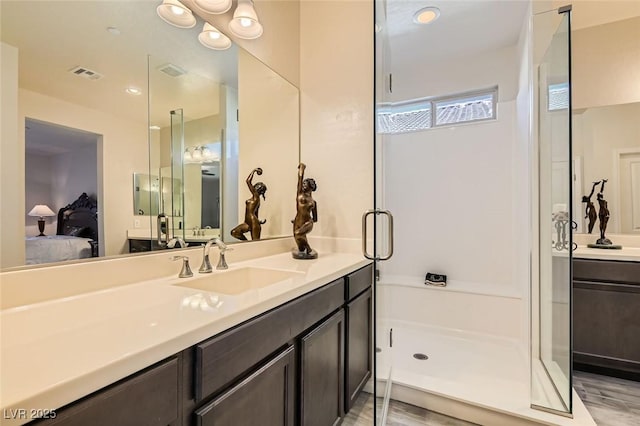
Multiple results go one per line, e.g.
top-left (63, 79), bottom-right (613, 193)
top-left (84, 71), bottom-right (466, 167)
top-left (379, 36), bottom-right (531, 344)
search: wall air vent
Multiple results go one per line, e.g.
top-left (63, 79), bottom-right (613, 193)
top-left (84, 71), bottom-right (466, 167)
top-left (68, 66), bottom-right (104, 80)
top-left (158, 63), bottom-right (186, 77)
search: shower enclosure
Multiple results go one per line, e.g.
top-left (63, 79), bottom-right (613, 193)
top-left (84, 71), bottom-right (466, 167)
top-left (532, 6), bottom-right (573, 416)
top-left (370, 1), bottom-right (574, 424)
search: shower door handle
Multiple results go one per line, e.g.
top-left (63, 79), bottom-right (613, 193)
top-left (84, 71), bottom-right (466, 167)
top-left (362, 209), bottom-right (394, 261)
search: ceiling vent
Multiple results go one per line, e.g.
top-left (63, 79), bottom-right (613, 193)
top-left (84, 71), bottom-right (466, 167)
top-left (158, 63), bottom-right (186, 77)
top-left (69, 66), bottom-right (104, 80)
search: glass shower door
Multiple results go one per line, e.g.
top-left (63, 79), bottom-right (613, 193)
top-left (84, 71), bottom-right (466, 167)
top-left (532, 6), bottom-right (573, 415)
top-left (371, 0), bottom-right (394, 423)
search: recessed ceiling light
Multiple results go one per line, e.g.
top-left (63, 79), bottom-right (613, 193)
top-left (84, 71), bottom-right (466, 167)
top-left (106, 26), bottom-right (120, 36)
top-left (125, 87), bottom-right (142, 95)
top-left (149, 125), bottom-right (161, 130)
top-left (413, 7), bottom-right (440, 25)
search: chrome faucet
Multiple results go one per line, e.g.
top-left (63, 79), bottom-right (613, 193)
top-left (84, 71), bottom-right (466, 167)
top-left (171, 255), bottom-right (193, 278)
top-left (167, 237), bottom-right (187, 249)
top-left (199, 237), bottom-right (232, 272)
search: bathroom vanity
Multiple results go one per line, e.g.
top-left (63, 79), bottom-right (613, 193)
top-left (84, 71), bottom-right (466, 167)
top-left (2, 255), bottom-right (372, 426)
top-left (573, 254), bottom-right (640, 380)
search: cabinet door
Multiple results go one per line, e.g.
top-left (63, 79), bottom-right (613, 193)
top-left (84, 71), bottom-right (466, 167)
top-left (194, 346), bottom-right (295, 426)
top-left (39, 358), bottom-right (178, 426)
top-left (300, 310), bottom-right (345, 426)
top-left (346, 288), bottom-right (372, 411)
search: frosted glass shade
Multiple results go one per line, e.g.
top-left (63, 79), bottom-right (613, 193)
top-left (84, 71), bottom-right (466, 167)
top-left (198, 23), bottom-right (232, 50)
top-left (228, 0), bottom-right (263, 39)
top-left (193, 0), bottom-right (232, 14)
top-left (28, 205), bottom-right (55, 217)
top-left (157, 0), bottom-right (196, 29)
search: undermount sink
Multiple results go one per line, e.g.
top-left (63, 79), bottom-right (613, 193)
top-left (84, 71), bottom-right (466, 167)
top-left (172, 267), bottom-right (303, 295)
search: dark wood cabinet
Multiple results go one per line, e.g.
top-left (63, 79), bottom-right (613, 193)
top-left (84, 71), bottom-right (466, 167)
top-left (573, 258), bottom-right (640, 380)
top-left (32, 263), bottom-right (373, 426)
top-left (300, 310), bottom-right (345, 426)
top-left (194, 346), bottom-right (296, 426)
top-left (36, 357), bottom-right (179, 426)
top-left (346, 288), bottom-right (372, 411)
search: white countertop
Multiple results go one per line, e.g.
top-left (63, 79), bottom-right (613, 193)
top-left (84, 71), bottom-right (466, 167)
top-left (0, 251), bottom-right (370, 424)
top-left (573, 246), bottom-right (640, 262)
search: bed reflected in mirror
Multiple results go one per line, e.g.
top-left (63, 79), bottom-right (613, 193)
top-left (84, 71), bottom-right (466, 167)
top-left (24, 118), bottom-right (102, 264)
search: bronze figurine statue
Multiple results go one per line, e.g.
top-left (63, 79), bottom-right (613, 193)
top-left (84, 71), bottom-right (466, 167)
top-left (582, 180), bottom-right (600, 233)
top-left (292, 163), bottom-right (318, 259)
top-left (596, 179), bottom-right (611, 245)
top-left (231, 168), bottom-right (267, 241)
top-left (587, 178), bottom-right (622, 249)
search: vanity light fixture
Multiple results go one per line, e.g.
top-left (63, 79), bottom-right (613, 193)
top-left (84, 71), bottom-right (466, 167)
top-left (228, 0), bottom-right (263, 40)
top-left (156, 0), bottom-right (197, 28)
top-left (193, 0), bottom-right (232, 14)
top-left (413, 6), bottom-right (440, 25)
top-left (198, 23), bottom-right (232, 50)
top-left (184, 146), bottom-right (220, 164)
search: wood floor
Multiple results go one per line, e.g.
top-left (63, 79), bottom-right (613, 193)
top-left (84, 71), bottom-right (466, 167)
top-left (343, 372), bottom-right (640, 426)
top-left (574, 371), bottom-right (640, 426)
top-left (342, 392), bottom-right (477, 426)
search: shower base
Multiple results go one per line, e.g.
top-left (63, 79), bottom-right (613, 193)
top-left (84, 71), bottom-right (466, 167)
top-left (375, 320), bottom-right (596, 426)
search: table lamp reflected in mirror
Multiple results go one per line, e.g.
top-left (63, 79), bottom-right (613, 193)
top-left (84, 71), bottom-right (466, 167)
top-left (28, 205), bottom-right (56, 236)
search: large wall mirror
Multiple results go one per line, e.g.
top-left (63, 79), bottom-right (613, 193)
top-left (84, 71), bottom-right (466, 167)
top-left (0, 0), bottom-right (299, 270)
top-left (571, 13), bottom-right (640, 237)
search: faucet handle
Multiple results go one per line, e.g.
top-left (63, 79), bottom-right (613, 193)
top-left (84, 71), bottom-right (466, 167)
top-left (199, 251), bottom-right (213, 274)
top-left (216, 247), bottom-right (233, 270)
top-left (171, 255), bottom-right (193, 278)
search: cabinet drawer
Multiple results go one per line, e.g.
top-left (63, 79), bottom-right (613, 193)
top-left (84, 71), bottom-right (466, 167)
top-left (195, 278), bottom-right (344, 401)
top-left (346, 264), bottom-right (373, 301)
top-left (194, 346), bottom-right (295, 426)
top-left (39, 358), bottom-right (178, 426)
top-left (574, 259), bottom-right (640, 284)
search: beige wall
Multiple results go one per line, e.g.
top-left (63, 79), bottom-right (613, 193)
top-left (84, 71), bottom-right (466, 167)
top-left (299, 0), bottom-right (374, 240)
top-left (18, 89), bottom-right (148, 258)
top-left (0, 42), bottom-right (23, 268)
top-left (238, 48), bottom-right (299, 240)
top-left (573, 17), bottom-right (640, 109)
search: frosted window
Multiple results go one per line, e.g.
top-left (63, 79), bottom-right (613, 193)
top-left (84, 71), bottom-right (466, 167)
top-left (548, 82), bottom-right (569, 111)
top-left (377, 103), bottom-right (431, 134)
top-left (377, 87), bottom-right (497, 134)
top-left (435, 93), bottom-right (495, 126)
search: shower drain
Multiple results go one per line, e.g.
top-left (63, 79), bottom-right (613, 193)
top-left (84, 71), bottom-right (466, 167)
top-left (413, 353), bottom-right (429, 360)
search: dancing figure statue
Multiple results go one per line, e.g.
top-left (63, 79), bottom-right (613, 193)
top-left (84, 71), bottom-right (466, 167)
top-left (596, 179), bottom-right (611, 245)
top-left (292, 163), bottom-right (318, 259)
top-left (231, 168), bottom-right (267, 241)
top-left (582, 180), bottom-right (600, 233)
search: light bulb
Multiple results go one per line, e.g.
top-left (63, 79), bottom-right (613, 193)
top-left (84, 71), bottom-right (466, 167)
top-left (240, 18), bottom-right (252, 27)
top-left (208, 31), bottom-right (221, 40)
top-left (170, 5), bottom-right (185, 15)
